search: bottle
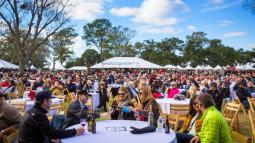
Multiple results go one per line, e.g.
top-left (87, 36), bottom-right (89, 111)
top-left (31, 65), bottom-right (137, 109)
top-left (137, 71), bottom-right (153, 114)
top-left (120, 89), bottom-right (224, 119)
top-left (148, 105), bottom-right (154, 126)
top-left (165, 115), bottom-right (170, 134)
top-left (92, 117), bottom-right (96, 134)
top-left (87, 115), bottom-right (93, 132)
top-left (157, 116), bottom-right (164, 132)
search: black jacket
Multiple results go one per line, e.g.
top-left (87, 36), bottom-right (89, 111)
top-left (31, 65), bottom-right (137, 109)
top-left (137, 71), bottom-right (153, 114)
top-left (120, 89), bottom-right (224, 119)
top-left (236, 88), bottom-right (251, 103)
top-left (62, 100), bottom-right (88, 130)
top-left (19, 105), bottom-right (76, 143)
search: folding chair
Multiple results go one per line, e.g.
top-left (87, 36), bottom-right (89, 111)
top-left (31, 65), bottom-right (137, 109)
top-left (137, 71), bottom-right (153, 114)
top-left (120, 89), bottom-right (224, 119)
top-left (0, 125), bottom-right (19, 143)
top-left (248, 97), bottom-right (255, 112)
top-left (222, 102), bottom-right (241, 130)
top-left (248, 111), bottom-right (255, 143)
top-left (231, 130), bottom-right (250, 143)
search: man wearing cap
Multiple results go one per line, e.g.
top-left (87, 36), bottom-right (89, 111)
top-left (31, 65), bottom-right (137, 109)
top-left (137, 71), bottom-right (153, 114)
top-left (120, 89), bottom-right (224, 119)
top-left (19, 90), bottom-right (85, 143)
top-left (0, 92), bottom-right (21, 131)
top-left (62, 90), bottom-right (89, 129)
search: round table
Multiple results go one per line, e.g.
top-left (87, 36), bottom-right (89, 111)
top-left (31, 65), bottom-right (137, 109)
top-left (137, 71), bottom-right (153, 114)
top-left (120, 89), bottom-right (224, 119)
top-left (156, 98), bottom-right (190, 114)
top-left (62, 120), bottom-right (177, 143)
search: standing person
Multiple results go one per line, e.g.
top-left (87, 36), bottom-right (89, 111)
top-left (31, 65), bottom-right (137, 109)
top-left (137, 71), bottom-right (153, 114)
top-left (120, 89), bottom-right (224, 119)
top-left (62, 90), bottom-right (90, 129)
top-left (190, 93), bottom-right (231, 143)
top-left (19, 91), bottom-right (85, 143)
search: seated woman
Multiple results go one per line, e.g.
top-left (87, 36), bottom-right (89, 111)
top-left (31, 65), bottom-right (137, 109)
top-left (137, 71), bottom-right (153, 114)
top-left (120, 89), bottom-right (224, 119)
top-left (176, 95), bottom-right (202, 143)
top-left (186, 85), bottom-right (197, 98)
top-left (110, 86), bottom-right (135, 120)
top-left (167, 82), bottom-right (179, 98)
top-left (131, 86), bottom-right (160, 126)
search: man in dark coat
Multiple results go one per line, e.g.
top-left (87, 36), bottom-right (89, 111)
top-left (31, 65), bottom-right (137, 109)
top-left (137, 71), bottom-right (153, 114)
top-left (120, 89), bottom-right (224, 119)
top-left (62, 90), bottom-right (89, 129)
top-left (19, 91), bottom-right (84, 143)
top-left (236, 81), bottom-right (252, 111)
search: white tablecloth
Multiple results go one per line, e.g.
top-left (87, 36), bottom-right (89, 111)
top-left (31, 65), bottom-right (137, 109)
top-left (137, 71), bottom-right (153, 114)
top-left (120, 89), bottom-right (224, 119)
top-left (89, 92), bottom-right (100, 111)
top-left (8, 98), bottom-right (63, 115)
top-left (62, 120), bottom-right (177, 143)
top-left (156, 98), bottom-right (190, 114)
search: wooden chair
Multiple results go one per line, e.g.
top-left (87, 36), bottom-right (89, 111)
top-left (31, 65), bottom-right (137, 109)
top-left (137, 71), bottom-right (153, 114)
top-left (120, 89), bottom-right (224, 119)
top-left (48, 103), bottom-right (63, 121)
top-left (170, 104), bottom-right (189, 122)
top-left (167, 114), bottom-right (179, 132)
top-left (248, 97), bottom-right (255, 112)
top-left (222, 101), bottom-right (241, 130)
top-left (248, 111), bottom-right (255, 143)
top-left (0, 125), bottom-right (19, 143)
top-left (7, 93), bottom-right (18, 99)
top-left (54, 94), bottom-right (65, 99)
top-left (9, 100), bottom-right (26, 115)
top-left (231, 130), bottom-right (250, 143)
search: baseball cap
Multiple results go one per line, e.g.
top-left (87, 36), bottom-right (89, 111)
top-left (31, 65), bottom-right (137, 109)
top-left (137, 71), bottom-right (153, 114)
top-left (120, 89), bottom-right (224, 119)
top-left (36, 90), bottom-right (53, 101)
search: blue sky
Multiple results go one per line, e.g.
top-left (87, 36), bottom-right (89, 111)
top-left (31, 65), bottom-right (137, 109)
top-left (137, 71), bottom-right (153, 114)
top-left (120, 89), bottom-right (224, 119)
top-left (67, 0), bottom-right (255, 58)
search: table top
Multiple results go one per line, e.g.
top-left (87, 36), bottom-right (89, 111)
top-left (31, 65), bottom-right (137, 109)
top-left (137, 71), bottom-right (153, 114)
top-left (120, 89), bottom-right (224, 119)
top-left (156, 98), bottom-right (190, 104)
top-left (62, 120), bottom-right (177, 143)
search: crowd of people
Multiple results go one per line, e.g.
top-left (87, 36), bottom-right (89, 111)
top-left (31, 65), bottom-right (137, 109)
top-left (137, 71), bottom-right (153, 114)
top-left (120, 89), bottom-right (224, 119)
top-left (0, 68), bottom-right (254, 143)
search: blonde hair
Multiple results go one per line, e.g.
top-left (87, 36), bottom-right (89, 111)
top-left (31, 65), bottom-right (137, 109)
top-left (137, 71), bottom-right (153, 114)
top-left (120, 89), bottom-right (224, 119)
top-left (138, 86), bottom-right (153, 103)
top-left (187, 85), bottom-right (197, 97)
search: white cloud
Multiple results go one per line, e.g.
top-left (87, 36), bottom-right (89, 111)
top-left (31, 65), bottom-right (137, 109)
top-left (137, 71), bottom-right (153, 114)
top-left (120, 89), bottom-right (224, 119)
top-left (67, 0), bottom-right (109, 21)
top-left (72, 36), bottom-right (87, 57)
top-left (110, 0), bottom-right (188, 26)
top-left (187, 25), bottom-right (197, 31)
top-left (219, 20), bottom-right (233, 27)
top-left (202, 0), bottom-right (243, 12)
top-left (209, 0), bottom-right (224, 4)
top-left (222, 32), bottom-right (246, 38)
top-left (142, 26), bottom-right (180, 34)
top-left (110, 7), bottom-right (137, 17)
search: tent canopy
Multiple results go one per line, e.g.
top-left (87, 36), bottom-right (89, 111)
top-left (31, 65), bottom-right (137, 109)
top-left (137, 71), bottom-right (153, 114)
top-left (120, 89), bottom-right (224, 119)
top-left (0, 59), bottom-right (19, 69)
top-left (184, 65), bottom-right (194, 70)
top-left (214, 65), bottom-right (222, 70)
top-left (68, 66), bottom-right (87, 70)
top-left (91, 57), bottom-right (162, 69)
top-left (164, 64), bottom-right (176, 69)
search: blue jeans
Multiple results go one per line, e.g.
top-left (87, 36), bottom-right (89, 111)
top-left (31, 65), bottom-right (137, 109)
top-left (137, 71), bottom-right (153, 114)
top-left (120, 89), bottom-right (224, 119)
top-left (176, 132), bottom-right (194, 143)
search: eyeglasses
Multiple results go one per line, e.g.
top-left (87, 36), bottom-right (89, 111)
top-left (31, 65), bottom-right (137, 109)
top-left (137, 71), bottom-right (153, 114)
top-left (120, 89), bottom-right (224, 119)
top-left (118, 93), bottom-right (126, 96)
top-left (138, 92), bottom-right (143, 95)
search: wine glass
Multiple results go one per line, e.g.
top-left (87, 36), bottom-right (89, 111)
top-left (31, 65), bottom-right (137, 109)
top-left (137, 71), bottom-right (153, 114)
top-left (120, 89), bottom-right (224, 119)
top-left (80, 118), bottom-right (86, 128)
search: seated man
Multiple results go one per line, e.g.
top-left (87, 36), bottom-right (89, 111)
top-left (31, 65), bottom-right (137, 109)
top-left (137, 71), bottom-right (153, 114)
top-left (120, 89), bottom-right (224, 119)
top-left (190, 93), bottom-right (231, 143)
top-left (0, 92), bottom-right (21, 131)
top-left (62, 90), bottom-right (89, 129)
top-left (19, 91), bottom-right (84, 143)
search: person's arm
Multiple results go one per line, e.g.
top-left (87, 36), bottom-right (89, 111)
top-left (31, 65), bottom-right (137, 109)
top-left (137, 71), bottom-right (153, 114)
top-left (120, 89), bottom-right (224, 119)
top-left (198, 116), bottom-right (219, 143)
top-left (34, 113), bottom-right (77, 139)
top-left (3, 104), bottom-right (21, 125)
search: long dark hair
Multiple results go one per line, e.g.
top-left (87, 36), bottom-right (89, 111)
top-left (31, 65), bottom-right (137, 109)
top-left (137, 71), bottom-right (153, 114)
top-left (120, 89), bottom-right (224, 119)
top-left (187, 94), bottom-right (198, 117)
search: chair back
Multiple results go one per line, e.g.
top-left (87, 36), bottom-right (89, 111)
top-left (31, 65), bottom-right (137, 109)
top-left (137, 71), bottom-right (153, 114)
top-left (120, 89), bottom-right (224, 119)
top-left (9, 100), bottom-right (26, 113)
top-left (170, 104), bottom-right (189, 114)
top-left (0, 125), bottom-right (19, 143)
top-left (248, 110), bottom-right (255, 143)
top-left (222, 102), bottom-right (241, 129)
top-left (167, 114), bottom-right (179, 132)
top-left (49, 103), bottom-right (62, 113)
top-left (248, 97), bottom-right (255, 112)
top-left (231, 130), bottom-right (249, 143)
top-left (7, 93), bottom-right (18, 99)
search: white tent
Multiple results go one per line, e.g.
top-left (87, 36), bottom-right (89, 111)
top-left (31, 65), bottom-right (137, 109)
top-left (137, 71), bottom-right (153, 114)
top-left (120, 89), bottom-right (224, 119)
top-left (68, 66), bottom-right (87, 71)
top-left (244, 63), bottom-right (255, 70)
top-left (91, 57), bottom-right (162, 69)
top-left (176, 65), bottom-right (184, 70)
top-left (184, 65), bottom-right (194, 70)
top-left (214, 65), bottom-right (222, 70)
top-left (44, 64), bottom-right (66, 70)
top-left (194, 65), bottom-right (204, 70)
top-left (204, 65), bottom-right (213, 70)
top-left (30, 65), bottom-right (37, 70)
top-left (164, 64), bottom-right (176, 69)
top-left (0, 59), bottom-right (19, 69)
top-left (235, 64), bottom-right (246, 70)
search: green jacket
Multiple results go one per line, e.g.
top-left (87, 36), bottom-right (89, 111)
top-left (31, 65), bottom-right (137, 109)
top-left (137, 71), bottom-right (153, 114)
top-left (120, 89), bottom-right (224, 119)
top-left (198, 106), bottom-right (232, 143)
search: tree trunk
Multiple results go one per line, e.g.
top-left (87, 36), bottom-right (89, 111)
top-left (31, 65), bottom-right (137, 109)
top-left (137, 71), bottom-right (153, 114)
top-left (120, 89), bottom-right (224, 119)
top-left (18, 55), bottom-right (25, 74)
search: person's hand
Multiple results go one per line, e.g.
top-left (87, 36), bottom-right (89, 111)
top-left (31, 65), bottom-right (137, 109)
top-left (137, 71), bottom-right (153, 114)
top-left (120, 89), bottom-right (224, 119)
top-left (190, 136), bottom-right (200, 143)
top-left (128, 106), bottom-right (136, 112)
top-left (75, 127), bottom-right (85, 136)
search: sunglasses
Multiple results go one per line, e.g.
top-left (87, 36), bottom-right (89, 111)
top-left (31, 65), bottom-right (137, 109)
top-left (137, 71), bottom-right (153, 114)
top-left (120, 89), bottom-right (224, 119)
top-left (138, 92), bottom-right (143, 95)
top-left (118, 93), bottom-right (126, 96)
